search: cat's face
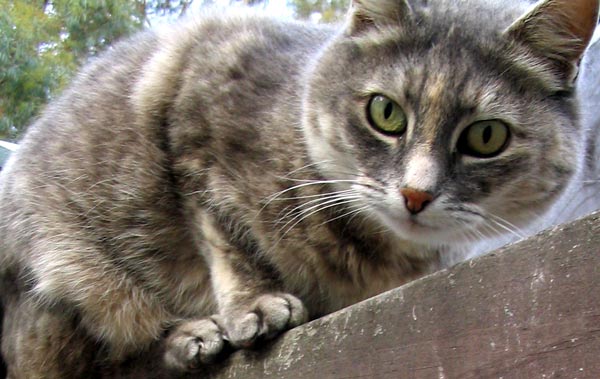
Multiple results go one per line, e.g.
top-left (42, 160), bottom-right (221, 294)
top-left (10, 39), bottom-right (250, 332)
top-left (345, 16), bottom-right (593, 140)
top-left (302, 0), bottom-right (597, 247)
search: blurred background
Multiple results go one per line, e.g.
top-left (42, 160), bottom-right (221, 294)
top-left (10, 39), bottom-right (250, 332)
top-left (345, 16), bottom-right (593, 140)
top-left (0, 0), bottom-right (350, 141)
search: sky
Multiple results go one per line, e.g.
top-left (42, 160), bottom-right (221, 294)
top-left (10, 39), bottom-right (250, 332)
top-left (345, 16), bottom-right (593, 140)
top-left (149, 0), bottom-right (296, 26)
top-left (200, 0), bottom-right (295, 19)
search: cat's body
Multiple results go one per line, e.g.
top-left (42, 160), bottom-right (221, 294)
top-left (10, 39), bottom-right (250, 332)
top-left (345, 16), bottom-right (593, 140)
top-left (0, 0), bottom-right (598, 377)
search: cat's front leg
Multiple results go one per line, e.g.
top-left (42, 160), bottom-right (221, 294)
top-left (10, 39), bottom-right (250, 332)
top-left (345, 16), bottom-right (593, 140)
top-left (164, 212), bottom-right (308, 371)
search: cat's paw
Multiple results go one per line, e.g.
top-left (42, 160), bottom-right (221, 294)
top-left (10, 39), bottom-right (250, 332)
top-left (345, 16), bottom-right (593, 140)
top-left (223, 293), bottom-right (307, 348)
top-left (162, 294), bottom-right (307, 371)
top-left (163, 318), bottom-right (225, 371)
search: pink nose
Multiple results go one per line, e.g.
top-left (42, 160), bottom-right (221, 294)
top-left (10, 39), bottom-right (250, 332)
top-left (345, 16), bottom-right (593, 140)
top-left (400, 188), bottom-right (433, 214)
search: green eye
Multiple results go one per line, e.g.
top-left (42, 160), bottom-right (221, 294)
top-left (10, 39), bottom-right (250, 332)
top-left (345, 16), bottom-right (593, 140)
top-left (367, 95), bottom-right (407, 135)
top-left (458, 120), bottom-right (510, 158)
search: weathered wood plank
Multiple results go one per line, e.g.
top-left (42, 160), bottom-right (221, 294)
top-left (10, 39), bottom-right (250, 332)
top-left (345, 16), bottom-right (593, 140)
top-left (195, 211), bottom-right (600, 379)
top-left (110, 212), bottom-right (600, 378)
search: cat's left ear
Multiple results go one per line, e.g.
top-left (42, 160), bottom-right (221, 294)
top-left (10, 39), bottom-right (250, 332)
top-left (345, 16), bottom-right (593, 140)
top-left (505, 0), bottom-right (599, 83)
top-left (347, 0), bottom-right (413, 35)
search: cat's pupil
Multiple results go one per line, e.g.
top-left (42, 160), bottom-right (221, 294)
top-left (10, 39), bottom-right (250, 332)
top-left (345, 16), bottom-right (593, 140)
top-left (384, 102), bottom-right (393, 119)
top-left (482, 125), bottom-right (492, 144)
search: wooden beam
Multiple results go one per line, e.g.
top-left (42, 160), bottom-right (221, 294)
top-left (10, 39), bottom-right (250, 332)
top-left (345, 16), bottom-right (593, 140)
top-left (204, 212), bottom-right (600, 378)
top-left (111, 211), bottom-right (600, 378)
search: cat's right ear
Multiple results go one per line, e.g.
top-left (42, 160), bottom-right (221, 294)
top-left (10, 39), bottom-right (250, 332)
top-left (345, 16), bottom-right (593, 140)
top-left (347, 0), bottom-right (413, 35)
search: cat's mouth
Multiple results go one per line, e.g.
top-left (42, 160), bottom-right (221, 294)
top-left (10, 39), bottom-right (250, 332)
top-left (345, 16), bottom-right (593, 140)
top-left (400, 216), bottom-right (430, 230)
top-left (399, 216), bottom-right (441, 235)
top-left (375, 208), bottom-right (443, 240)
top-left (371, 204), bottom-right (472, 246)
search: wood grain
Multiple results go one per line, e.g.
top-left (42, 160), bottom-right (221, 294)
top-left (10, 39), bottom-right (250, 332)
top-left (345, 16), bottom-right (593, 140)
top-left (111, 212), bottom-right (600, 378)
top-left (200, 212), bottom-right (600, 379)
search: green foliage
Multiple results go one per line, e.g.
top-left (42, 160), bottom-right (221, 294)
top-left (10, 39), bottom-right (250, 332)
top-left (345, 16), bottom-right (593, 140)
top-left (51, 0), bottom-right (142, 61)
top-left (0, 1), bottom-right (68, 140)
top-left (0, 0), bottom-right (191, 141)
top-left (0, 0), bottom-right (346, 141)
top-left (290, 0), bottom-right (349, 22)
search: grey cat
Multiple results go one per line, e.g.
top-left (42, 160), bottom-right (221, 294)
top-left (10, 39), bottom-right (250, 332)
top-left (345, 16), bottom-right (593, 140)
top-left (0, 0), bottom-right (598, 377)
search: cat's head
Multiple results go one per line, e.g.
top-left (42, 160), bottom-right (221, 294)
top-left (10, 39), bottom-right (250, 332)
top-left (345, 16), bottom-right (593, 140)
top-left (302, 0), bottom-right (598, 247)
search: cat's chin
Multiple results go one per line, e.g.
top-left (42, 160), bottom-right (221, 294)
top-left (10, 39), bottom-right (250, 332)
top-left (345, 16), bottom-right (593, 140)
top-left (375, 212), bottom-right (468, 247)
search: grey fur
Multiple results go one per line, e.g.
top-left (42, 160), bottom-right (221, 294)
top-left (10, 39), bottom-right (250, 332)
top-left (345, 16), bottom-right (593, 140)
top-left (0, 0), bottom-right (597, 376)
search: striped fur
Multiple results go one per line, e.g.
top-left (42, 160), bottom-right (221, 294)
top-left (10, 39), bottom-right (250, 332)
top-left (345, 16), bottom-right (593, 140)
top-left (0, 0), bottom-right (597, 376)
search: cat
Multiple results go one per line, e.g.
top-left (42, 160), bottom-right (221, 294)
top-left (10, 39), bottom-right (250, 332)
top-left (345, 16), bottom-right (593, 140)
top-left (470, 22), bottom-right (600, 258)
top-left (0, 0), bottom-right (598, 377)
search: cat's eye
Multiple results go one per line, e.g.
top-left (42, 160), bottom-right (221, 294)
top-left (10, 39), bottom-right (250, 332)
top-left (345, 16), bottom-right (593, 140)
top-left (457, 120), bottom-right (510, 158)
top-left (367, 95), bottom-right (407, 136)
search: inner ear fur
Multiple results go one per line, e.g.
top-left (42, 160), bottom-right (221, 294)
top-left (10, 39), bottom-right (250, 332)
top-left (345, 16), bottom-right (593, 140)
top-left (347, 0), bottom-right (413, 35)
top-left (505, 0), bottom-right (599, 66)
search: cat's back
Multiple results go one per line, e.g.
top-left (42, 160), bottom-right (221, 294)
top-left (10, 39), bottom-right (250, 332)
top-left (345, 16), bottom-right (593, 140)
top-left (6, 13), bottom-right (333, 174)
top-left (0, 13), bottom-right (335, 267)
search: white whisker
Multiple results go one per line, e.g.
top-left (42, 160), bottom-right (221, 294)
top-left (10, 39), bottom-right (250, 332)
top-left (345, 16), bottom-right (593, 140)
top-left (315, 204), bottom-right (371, 229)
top-left (273, 189), bottom-right (356, 202)
top-left (486, 213), bottom-right (526, 240)
top-left (275, 197), bottom-right (363, 246)
top-left (277, 191), bottom-right (358, 222)
top-left (276, 195), bottom-right (363, 230)
top-left (253, 179), bottom-right (361, 221)
top-left (264, 179), bottom-right (363, 203)
top-left (280, 160), bottom-right (331, 178)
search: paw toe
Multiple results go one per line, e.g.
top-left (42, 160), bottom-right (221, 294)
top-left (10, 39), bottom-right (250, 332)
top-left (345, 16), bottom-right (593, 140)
top-left (226, 312), bottom-right (260, 348)
top-left (164, 318), bottom-right (224, 371)
top-left (225, 293), bottom-right (308, 347)
top-left (281, 293), bottom-right (308, 328)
